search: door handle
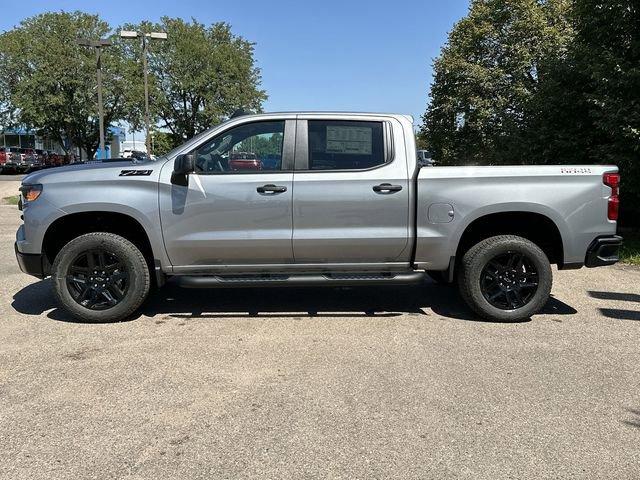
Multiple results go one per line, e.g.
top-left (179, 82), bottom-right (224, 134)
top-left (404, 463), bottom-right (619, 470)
top-left (373, 183), bottom-right (403, 193)
top-left (257, 184), bottom-right (287, 194)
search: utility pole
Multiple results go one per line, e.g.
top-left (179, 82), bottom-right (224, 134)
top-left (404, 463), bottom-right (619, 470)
top-left (142, 34), bottom-right (150, 156)
top-left (77, 38), bottom-right (112, 160)
top-left (120, 30), bottom-right (167, 156)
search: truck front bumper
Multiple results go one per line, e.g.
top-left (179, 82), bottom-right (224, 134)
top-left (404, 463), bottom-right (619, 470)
top-left (15, 243), bottom-right (49, 278)
top-left (585, 235), bottom-right (623, 268)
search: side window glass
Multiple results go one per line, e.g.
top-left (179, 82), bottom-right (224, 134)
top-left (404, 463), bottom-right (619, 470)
top-left (192, 121), bottom-right (284, 173)
top-left (307, 120), bottom-right (385, 170)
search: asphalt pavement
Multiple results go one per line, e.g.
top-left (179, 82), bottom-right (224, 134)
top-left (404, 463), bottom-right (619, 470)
top-left (1, 187), bottom-right (639, 479)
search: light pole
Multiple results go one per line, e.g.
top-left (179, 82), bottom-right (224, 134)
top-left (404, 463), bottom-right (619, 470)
top-left (120, 30), bottom-right (167, 156)
top-left (77, 38), bottom-right (112, 160)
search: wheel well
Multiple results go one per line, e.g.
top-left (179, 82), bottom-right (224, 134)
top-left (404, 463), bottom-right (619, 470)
top-left (456, 212), bottom-right (564, 265)
top-left (42, 212), bottom-right (155, 268)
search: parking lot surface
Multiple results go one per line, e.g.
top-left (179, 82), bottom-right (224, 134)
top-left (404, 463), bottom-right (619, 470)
top-left (1, 186), bottom-right (639, 479)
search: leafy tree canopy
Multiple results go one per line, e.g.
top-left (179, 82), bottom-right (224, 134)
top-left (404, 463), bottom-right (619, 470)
top-left (422, 0), bottom-right (640, 224)
top-left (0, 11), bottom-right (129, 159)
top-left (119, 18), bottom-right (267, 142)
top-left (0, 12), bottom-right (267, 159)
top-left (422, 0), bottom-right (573, 166)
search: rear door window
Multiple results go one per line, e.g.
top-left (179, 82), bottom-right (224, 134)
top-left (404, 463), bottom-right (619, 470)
top-left (307, 120), bottom-right (385, 170)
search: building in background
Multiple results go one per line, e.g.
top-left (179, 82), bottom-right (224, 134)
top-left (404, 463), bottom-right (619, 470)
top-left (2, 125), bottom-right (126, 160)
top-left (94, 126), bottom-right (126, 158)
top-left (0, 128), bottom-right (64, 152)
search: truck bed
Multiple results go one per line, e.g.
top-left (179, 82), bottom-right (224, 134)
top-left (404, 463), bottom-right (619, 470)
top-left (414, 165), bottom-right (618, 270)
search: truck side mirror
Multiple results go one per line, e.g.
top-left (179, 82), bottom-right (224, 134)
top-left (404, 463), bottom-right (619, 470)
top-left (171, 154), bottom-right (196, 185)
top-left (173, 154), bottom-right (196, 175)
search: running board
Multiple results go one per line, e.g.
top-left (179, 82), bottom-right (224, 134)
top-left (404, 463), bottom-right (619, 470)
top-left (177, 271), bottom-right (426, 288)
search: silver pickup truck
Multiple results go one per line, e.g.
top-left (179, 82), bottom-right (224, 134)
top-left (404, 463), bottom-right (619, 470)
top-left (15, 112), bottom-right (622, 322)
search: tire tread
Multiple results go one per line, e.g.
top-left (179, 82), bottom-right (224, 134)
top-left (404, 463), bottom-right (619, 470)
top-left (457, 235), bottom-right (552, 322)
top-left (52, 232), bottom-right (150, 322)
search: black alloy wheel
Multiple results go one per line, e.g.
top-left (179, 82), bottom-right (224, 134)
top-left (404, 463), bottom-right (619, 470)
top-left (66, 248), bottom-right (129, 310)
top-left (479, 251), bottom-right (539, 310)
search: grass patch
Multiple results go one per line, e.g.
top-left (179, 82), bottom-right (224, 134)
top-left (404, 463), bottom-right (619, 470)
top-left (2, 195), bottom-right (19, 205)
top-left (620, 232), bottom-right (640, 266)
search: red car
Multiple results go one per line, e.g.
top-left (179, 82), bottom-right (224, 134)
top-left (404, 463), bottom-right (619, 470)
top-left (229, 152), bottom-right (262, 171)
top-left (44, 151), bottom-right (66, 167)
top-left (0, 147), bottom-right (8, 168)
top-left (0, 147), bottom-right (22, 173)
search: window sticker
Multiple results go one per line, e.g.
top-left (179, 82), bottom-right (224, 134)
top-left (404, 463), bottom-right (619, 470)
top-left (326, 126), bottom-right (372, 155)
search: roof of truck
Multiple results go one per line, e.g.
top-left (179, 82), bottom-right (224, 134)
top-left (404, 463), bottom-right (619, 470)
top-left (233, 111), bottom-right (414, 123)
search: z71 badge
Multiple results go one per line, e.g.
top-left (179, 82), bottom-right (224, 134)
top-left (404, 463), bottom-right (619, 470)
top-left (119, 170), bottom-right (153, 176)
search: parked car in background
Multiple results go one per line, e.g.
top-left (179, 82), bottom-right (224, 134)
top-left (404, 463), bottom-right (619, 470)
top-left (229, 151), bottom-right (262, 171)
top-left (0, 147), bottom-right (22, 173)
top-left (0, 147), bottom-right (10, 172)
top-left (121, 149), bottom-right (150, 161)
top-left (129, 150), bottom-right (150, 161)
top-left (49, 152), bottom-right (64, 167)
top-left (17, 148), bottom-right (41, 172)
top-left (417, 150), bottom-right (435, 167)
top-left (43, 151), bottom-right (54, 167)
top-left (35, 149), bottom-right (45, 163)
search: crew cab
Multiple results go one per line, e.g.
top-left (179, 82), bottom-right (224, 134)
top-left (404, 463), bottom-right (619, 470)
top-left (15, 112), bottom-right (622, 322)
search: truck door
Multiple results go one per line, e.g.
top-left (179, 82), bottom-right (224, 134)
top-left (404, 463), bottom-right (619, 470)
top-left (291, 117), bottom-right (411, 264)
top-left (159, 119), bottom-right (296, 271)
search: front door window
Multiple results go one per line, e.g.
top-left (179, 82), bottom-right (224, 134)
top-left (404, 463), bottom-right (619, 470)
top-left (192, 121), bottom-right (285, 173)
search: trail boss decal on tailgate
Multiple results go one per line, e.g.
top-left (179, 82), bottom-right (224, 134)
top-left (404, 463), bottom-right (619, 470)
top-left (560, 167), bottom-right (592, 174)
top-left (119, 170), bottom-right (153, 176)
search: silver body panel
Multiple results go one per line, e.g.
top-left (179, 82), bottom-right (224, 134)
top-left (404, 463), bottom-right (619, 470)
top-left (16, 161), bottom-right (171, 270)
top-left (291, 114), bottom-right (411, 264)
top-left (158, 171), bottom-right (295, 269)
top-left (415, 165), bottom-right (618, 270)
top-left (16, 112), bottom-right (618, 277)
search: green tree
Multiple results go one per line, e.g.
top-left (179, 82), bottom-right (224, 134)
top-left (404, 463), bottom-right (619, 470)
top-left (0, 11), bottom-right (129, 159)
top-left (120, 18), bottom-right (267, 142)
top-left (422, 0), bottom-right (639, 225)
top-left (149, 130), bottom-right (181, 156)
top-left (422, 0), bottom-right (573, 165)
top-left (415, 128), bottom-right (429, 151)
top-left (236, 132), bottom-right (283, 156)
top-left (570, 0), bottom-right (640, 223)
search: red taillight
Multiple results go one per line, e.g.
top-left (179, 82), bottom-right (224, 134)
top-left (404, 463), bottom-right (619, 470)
top-left (608, 196), bottom-right (619, 220)
top-left (603, 172), bottom-right (620, 221)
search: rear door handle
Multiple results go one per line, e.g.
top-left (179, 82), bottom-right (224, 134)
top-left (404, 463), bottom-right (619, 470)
top-left (373, 183), bottom-right (403, 193)
top-left (257, 184), bottom-right (287, 194)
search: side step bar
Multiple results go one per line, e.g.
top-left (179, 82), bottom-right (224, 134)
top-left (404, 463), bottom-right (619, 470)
top-left (177, 271), bottom-right (427, 288)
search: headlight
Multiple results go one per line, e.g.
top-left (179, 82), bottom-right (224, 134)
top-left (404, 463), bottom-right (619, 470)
top-left (19, 184), bottom-right (43, 203)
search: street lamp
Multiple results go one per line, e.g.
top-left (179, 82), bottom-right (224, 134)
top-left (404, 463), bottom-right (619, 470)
top-left (77, 38), bottom-right (112, 160)
top-left (120, 30), bottom-right (167, 156)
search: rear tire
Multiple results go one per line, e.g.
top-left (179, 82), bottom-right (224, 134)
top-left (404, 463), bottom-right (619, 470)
top-left (457, 235), bottom-right (552, 322)
top-left (52, 232), bottom-right (150, 322)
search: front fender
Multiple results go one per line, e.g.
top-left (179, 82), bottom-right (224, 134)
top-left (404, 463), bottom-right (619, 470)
top-left (58, 201), bottom-right (169, 270)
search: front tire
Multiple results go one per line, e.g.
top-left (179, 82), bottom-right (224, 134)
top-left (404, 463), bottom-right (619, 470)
top-left (52, 232), bottom-right (150, 322)
top-left (457, 235), bottom-right (552, 322)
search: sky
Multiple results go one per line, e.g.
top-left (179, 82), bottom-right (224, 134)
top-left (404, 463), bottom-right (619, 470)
top-left (0, 0), bottom-right (470, 136)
